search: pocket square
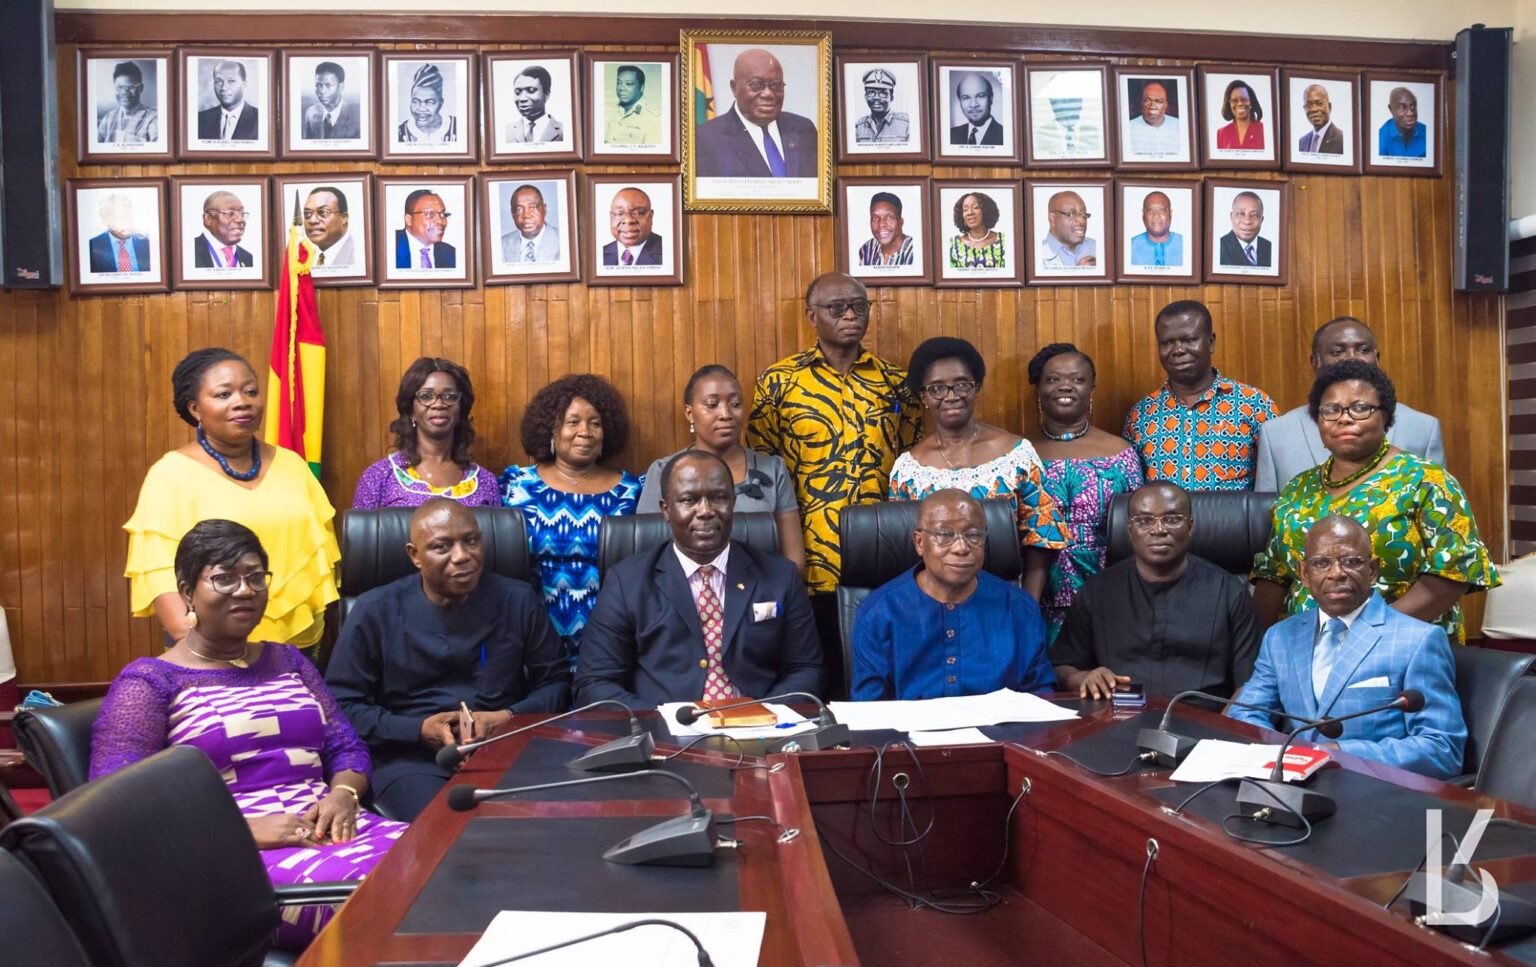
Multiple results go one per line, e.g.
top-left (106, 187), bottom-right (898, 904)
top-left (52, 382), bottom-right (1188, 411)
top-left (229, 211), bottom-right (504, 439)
top-left (1348, 676), bottom-right (1391, 689)
top-left (752, 601), bottom-right (780, 622)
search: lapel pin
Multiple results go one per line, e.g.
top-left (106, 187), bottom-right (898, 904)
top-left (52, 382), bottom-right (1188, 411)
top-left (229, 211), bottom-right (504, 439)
top-left (736, 583), bottom-right (745, 590)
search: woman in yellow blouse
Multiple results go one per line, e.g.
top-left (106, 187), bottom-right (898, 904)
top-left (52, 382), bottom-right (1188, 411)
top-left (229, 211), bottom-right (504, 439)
top-left (124, 348), bottom-right (340, 649)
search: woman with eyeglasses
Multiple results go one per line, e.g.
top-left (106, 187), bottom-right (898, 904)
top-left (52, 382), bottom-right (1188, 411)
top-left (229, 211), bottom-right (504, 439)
top-left (637, 365), bottom-right (806, 575)
top-left (888, 337), bottom-right (1068, 599)
top-left (124, 348), bottom-right (340, 650)
top-left (352, 357), bottom-right (500, 509)
top-left (1251, 361), bottom-right (1497, 641)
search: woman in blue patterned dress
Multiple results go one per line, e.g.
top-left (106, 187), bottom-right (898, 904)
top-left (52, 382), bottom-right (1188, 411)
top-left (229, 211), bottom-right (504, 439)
top-left (500, 374), bottom-right (641, 658)
top-left (1024, 344), bottom-right (1144, 642)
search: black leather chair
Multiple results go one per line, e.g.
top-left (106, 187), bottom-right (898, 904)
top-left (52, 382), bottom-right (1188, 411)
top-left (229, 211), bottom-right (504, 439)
top-left (1474, 675), bottom-right (1536, 808)
top-left (0, 849), bottom-right (92, 966)
top-left (835, 499), bottom-right (1021, 700)
top-left (13, 698), bottom-right (102, 798)
top-left (0, 744), bottom-right (354, 967)
top-left (597, 512), bottom-right (780, 579)
top-left (1105, 490), bottom-right (1276, 574)
top-left (1452, 646), bottom-right (1536, 782)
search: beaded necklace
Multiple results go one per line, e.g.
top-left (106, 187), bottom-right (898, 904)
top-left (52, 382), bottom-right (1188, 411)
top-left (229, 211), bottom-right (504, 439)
top-left (1042, 418), bottom-right (1091, 442)
top-left (1322, 437), bottom-right (1391, 489)
top-left (197, 426), bottom-right (261, 481)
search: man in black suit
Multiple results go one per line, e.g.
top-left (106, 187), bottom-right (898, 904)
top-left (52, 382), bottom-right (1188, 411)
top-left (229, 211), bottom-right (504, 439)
top-left (601, 186), bottom-right (664, 267)
top-left (87, 193), bottom-right (152, 273)
top-left (394, 188), bottom-right (456, 269)
top-left (196, 60), bottom-right (260, 141)
top-left (693, 48), bottom-right (818, 178)
top-left (1217, 190), bottom-right (1271, 268)
top-left (948, 71), bottom-right (1004, 145)
top-left (193, 190), bottom-right (254, 268)
top-left (301, 61), bottom-right (360, 140)
top-left (575, 450), bottom-right (823, 708)
top-left (1297, 83), bottom-right (1344, 155)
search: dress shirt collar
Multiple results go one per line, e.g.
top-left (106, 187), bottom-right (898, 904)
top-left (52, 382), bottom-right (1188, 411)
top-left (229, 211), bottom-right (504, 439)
top-left (1317, 596), bottom-right (1369, 634)
top-left (406, 230), bottom-right (436, 252)
top-left (672, 543), bottom-right (730, 581)
top-left (201, 232), bottom-right (237, 264)
top-left (967, 117), bottom-right (996, 142)
top-left (733, 104), bottom-right (784, 169)
top-left (1159, 369), bottom-right (1235, 408)
top-left (220, 103), bottom-right (245, 124)
top-left (318, 234), bottom-right (351, 263)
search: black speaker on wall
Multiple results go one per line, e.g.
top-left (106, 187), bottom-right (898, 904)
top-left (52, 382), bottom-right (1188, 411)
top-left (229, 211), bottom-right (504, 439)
top-left (0, 0), bottom-right (62, 290)
top-left (1452, 23), bottom-right (1511, 293)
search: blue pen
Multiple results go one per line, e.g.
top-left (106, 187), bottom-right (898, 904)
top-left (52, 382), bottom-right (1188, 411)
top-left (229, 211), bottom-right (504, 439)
top-left (774, 722), bottom-right (799, 729)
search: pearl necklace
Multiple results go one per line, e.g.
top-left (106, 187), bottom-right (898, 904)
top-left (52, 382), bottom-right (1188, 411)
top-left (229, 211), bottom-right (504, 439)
top-left (937, 424), bottom-right (980, 469)
top-left (197, 426), bottom-right (261, 481)
top-left (1322, 437), bottom-right (1391, 489)
top-left (1043, 418), bottom-right (1091, 442)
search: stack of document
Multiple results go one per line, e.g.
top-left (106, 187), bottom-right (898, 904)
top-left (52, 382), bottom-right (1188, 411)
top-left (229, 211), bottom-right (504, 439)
top-left (657, 702), bottom-right (814, 739)
top-left (459, 910), bottom-right (765, 966)
top-left (828, 688), bottom-right (1078, 733)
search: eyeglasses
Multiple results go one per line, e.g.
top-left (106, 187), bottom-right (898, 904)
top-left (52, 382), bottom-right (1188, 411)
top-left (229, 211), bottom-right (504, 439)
top-left (205, 570), bottom-right (272, 594)
top-left (744, 79), bottom-right (786, 94)
top-left (1129, 513), bottom-right (1189, 530)
top-left (205, 209), bottom-right (248, 220)
top-left (811, 299), bottom-right (871, 317)
top-left (1317, 403), bottom-right (1382, 422)
top-left (919, 528), bottom-right (985, 549)
top-left (923, 380), bottom-right (979, 401)
top-left (1049, 209), bottom-right (1092, 222)
top-left (610, 207), bottom-right (651, 219)
top-left (303, 208), bottom-right (340, 220)
top-left (414, 390), bottom-right (463, 405)
top-left (408, 210), bottom-right (450, 222)
top-left (1303, 555), bottom-right (1371, 574)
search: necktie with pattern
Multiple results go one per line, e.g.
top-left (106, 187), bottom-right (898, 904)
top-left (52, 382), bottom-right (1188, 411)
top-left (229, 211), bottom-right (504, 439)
top-left (420, 247), bottom-right (433, 269)
top-left (221, 112), bottom-right (234, 140)
top-left (621, 249), bottom-right (634, 266)
top-left (1245, 243), bottom-right (1257, 266)
top-left (524, 239), bottom-right (536, 262)
top-left (695, 565), bottom-right (735, 700)
top-left (115, 239), bottom-right (132, 272)
top-left (221, 245), bottom-right (237, 268)
top-left (316, 251), bottom-right (326, 266)
top-left (967, 127), bottom-right (978, 146)
top-left (1312, 617), bottom-right (1347, 702)
top-left (762, 128), bottom-right (787, 177)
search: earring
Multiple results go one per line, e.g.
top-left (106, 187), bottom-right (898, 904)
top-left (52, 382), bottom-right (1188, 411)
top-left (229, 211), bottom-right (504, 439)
top-left (185, 607), bottom-right (197, 630)
top-left (688, 420), bottom-right (696, 435)
top-left (411, 419), bottom-right (417, 429)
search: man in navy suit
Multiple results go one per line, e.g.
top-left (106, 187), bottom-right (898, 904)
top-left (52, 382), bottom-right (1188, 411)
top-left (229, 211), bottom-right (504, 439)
top-left (193, 190), bottom-right (254, 269)
top-left (87, 193), bottom-right (152, 273)
top-left (693, 48), bottom-right (819, 179)
top-left (394, 188), bottom-right (456, 269)
top-left (575, 450), bottom-right (823, 708)
top-left (196, 60), bottom-right (260, 141)
top-left (600, 186), bottom-right (664, 267)
top-left (1229, 516), bottom-right (1465, 780)
top-left (1217, 191), bottom-right (1272, 268)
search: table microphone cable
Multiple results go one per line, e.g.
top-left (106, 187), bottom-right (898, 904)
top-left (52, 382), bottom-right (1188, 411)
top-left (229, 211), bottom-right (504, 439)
top-left (1218, 779), bottom-right (1313, 847)
top-left (1043, 748), bottom-right (1160, 778)
top-left (659, 733), bottom-right (745, 768)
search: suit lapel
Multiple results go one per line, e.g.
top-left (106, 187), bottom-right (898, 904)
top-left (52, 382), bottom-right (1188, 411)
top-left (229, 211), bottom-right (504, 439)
top-left (726, 113), bottom-right (771, 177)
top-left (656, 549), bottom-right (705, 643)
top-left (1316, 595), bottom-right (1386, 717)
top-left (720, 543), bottom-right (755, 659)
top-left (1285, 618), bottom-right (1321, 722)
top-left (1300, 412), bottom-right (1328, 469)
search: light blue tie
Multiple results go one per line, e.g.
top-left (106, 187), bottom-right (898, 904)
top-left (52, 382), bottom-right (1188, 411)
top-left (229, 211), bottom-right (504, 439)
top-left (1312, 617), bottom-right (1347, 702)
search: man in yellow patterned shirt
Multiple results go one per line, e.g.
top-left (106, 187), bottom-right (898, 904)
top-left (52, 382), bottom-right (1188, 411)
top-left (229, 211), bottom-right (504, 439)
top-left (748, 271), bottom-right (922, 697)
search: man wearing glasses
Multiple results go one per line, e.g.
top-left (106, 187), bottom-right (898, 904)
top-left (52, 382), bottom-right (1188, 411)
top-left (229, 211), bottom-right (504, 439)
top-left (748, 271), bottom-right (922, 698)
top-left (394, 189), bottom-right (455, 270)
top-left (195, 190), bottom-right (254, 269)
top-left (1052, 482), bottom-right (1259, 702)
top-left (601, 187), bottom-right (663, 267)
top-left (302, 186), bottom-right (356, 268)
top-left (694, 47), bottom-right (819, 178)
top-left (1039, 189), bottom-right (1097, 268)
top-left (851, 490), bottom-right (1055, 700)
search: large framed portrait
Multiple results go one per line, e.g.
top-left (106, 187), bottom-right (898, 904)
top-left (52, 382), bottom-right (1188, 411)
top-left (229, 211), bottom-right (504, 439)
top-left (1024, 63), bottom-right (1112, 168)
top-left (178, 48), bottom-right (276, 160)
top-left (280, 51), bottom-right (376, 160)
top-left (272, 174), bottom-right (375, 287)
top-left (381, 52), bottom-right (478, 164)
top-left (586, 51), bottom-right (679, 164)
top-left (933, 59), bottom-right (1021, 166)
top-left (1198, 65), bottom-right (1280, 169)
top-left (1025, 179), bottom-right (1112, 285)
top-left (1205, 179), bottom-right (1289, 286)
top-left (681, 29), bottom-right (833, 213)
top-left (835, 53), bottom-right (929, 163)
top-left (932, 180), bottom-right (1023, 288)
top-left (486, 51), bottom-right (582, 164)
top-left (1362, 72), bottom-right (1441, 176)
top-left (376, 176), bottom-right (475, 289)
top-left (170, 175), bottom-right (271, 291)
top-left (65, 178), bottom-right (169, 296)
top-left (481, 171), bottom-right (580, 285)
top-left (836, 177), bottom-right (932, 287)
top-left (1115, 180), bottom-right (1201, 285)
top-left (586, 174), bottom-right (684, 286)
top-left (76, 49), bottom-right (175, 163)
top-left (1113, 67), bottom-right (1196, 170)
top-left (1283, 70), bottom-right (1361, 174)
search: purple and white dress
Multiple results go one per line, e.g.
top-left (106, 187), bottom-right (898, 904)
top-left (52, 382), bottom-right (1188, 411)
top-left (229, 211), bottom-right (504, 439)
top-left (90, 644), bottom-right (406, 949)
top-left (351, 451), bottom-right (502, 509)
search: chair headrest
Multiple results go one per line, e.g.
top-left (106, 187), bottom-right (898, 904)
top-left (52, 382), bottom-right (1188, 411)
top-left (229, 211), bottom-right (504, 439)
top-left (838, 498), bottom-right (1022, 589)
top-left (340, 506), bottom-right (535, 595)
top-left (599, 513), bottom-right (780, 578)
top-left (1104, 490), bottom-right (1276, 575)
top-left (13, 698), bottom-right (104, 799)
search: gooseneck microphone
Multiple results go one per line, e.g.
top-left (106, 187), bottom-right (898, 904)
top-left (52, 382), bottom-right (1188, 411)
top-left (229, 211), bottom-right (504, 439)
top-left (1136, 689), bottom-right (1336, 767)
top-left (434, 700), bottom-right (655, 773)
top-left (472, 918), bottom-right (715, 966)
top-left (1236, 689), bottom-right (1424, 828)
top-left (674, 692), bottom-right (850, 751)
top-left (447, 769), bottom-right (716, 867)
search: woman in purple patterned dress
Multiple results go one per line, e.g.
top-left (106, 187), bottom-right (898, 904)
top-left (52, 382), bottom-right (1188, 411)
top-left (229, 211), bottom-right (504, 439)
top-left (351, 356), bottom-right (501, 509)
top-left (1025, 344), bottom-right (1144, 643)
top-left (91, 520), bottom-right (405, 950)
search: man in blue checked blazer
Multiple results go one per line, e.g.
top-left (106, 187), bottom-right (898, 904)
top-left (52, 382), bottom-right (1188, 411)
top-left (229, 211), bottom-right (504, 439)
top-left (1229, 515), bottom-right (1465, 780)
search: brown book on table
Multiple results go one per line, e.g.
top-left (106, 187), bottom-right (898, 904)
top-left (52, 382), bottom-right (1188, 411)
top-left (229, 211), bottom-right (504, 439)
top-left (697, 698), bottom-right (777, 728)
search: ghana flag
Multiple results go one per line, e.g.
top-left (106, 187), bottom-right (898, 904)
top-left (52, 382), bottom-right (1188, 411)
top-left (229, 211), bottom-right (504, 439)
top-left (265, 193), bottom-right (326, 480)
top-left (693, 44), bottom-right (716, 121)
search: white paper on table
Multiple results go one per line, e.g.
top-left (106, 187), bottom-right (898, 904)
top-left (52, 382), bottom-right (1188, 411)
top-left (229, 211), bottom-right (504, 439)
top-left (458, 910), bottom-right (765, 967)
top-left (828, 688), bottom-right (1077, 733)
top-left (1168, 739), bottom-right (1288, 783)
top-left (906, 727), bottom-right (994, 747)
top-left (657, 702), bottom-right (811, 738)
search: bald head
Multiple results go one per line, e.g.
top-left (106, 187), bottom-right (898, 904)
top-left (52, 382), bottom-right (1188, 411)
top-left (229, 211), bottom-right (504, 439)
top-left (731, 48), bottom-right (785, 126)
top-left (1047, 190), bottom-right (1088, 246)
top-left (1301, 515), bottom-right (1379, 617)
top-left (408, 498), bottom-right (485, 605)
top-left (919, 488), bottom-right (984, 526)
top-left (914, 489), bottom-right (986, 594)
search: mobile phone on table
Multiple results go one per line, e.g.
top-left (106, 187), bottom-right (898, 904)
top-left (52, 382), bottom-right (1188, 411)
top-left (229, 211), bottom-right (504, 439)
top-left (1111, 683), bottom-right (1147, 709)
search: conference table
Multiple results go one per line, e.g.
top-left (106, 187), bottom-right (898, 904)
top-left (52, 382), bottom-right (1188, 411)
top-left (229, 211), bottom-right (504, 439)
top-left (296, 698), bottom-right (1536, 966)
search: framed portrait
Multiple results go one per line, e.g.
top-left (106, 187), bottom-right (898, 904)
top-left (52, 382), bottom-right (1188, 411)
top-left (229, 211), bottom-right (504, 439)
top-left (836, 177), bottom-right (932, 287)
top-left (271, 174), bottom-right (375, 287)
top-left (65, 178), bottom-right (169, 296)
top-left (1282, 69), bottom-right (1360, 174)
top-left (835, 53), bottom-right (929, 163)
top-left (381, 52), bottom-right (478, 164)
top-left (1115, 180), bottom-right (1201, 285)
top-left (681, 29), bottom-right (833, 213)
top-left (376, 176), bottom-right (476, 289)
top-left (1025, 179), bottom-right (1112, 285)
top-left (1362, 72), bottom-right (1441, 176)
top-left (486, 51), bottom-right (582, 164)
top-left (933, 59), bottom-right (1021, 166)
top-left (1024, 63), bottom-right (1112, 168)
top-left (280, 50), bottom-right (376, 160)
top-left (586, 174), bottom-right (684, 286)
top-left (481, 171), bottom-right (580, 285)
top-left (1198, 65), bottom-right (1280, 169)
top-left (586, 52), bottom-right (679, 164)
top-left (1113, 67), bottom-right (1197, 170)
top-left (76, 49), bottom-right (174, 163)
top-left (932, 180), bottom-right (1023, 288)
top-left (1205, 179), bottom-right (1289, 286)
top-left (178, 48), bottom-right (276, 160)
top-left (170, 175), bottom-right (271, 290)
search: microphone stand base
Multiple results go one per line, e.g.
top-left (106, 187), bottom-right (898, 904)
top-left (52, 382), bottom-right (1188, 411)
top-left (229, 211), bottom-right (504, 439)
top-left (1403, 870), bottom-right (1536, 944)
top-left (603, 810), bottom-right (717, 867)
top-left (1235, 779), bottom-right (1336, 828)
top-left (568, 731), bottom-right (656, 772)
top-left (1136, 728), bottom-right (1198, 768)
top-left (776, 722), bottom-right (852, 752)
